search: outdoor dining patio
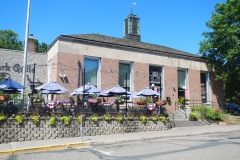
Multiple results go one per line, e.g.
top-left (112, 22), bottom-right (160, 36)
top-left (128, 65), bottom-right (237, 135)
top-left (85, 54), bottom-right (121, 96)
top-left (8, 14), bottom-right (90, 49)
top-left (0, 79), bottom-right (167, 118)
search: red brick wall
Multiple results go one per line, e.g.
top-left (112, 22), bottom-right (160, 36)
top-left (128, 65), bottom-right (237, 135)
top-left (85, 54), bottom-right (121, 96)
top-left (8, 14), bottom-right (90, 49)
top-left (133, 62), bottom-right (149, 91)
top-left (164, 66), bottom-right (178, 111)
top-left (57, 52), bottom-right (84, 92)
top-left (101, 58), bottom-right (119, 90)
top-left (50, 52), bottom-right (84, 101)
top-left (188, 69), bottom-right (201, 103)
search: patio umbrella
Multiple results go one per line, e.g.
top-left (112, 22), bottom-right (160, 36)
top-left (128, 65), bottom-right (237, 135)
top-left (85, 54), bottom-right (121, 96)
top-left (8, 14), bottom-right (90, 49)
top-left (36, 81), bottom-right (68, 104)
top-left (40, 90), bottom-right (67, 95)
top-left (37, 81), bottom-right (68, 92)
top-left (109, 85), bottom-right (126, 95)
top-left (109, 85), bottom-right (129, 113)
top-left (2, 89), bottom-right (21, 94)
top-left (0, 78), bottom-right (25, 90)
top-left (73, 83), bottom-right (100, 95)
top-left (70, 91), bottom-right (96, 96)
top-left (98, 89), bottom-right (114, 97)
top-left (137, 87), bottom-right (159, 96)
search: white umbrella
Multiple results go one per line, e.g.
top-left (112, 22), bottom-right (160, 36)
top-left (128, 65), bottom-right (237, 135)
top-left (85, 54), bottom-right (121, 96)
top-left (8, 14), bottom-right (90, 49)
top-left (36, 81), bottom-right (68, 92)
top-left (137, 87), bottom-right (159, 96)
top-left (98, 89), bottom-right (113, 97)
top-left (130, 90), bottom-right (142, 98)
top-left (73, 83), bottom-right (100, 95)
top-left (109, 85), bottom-right (126, 95)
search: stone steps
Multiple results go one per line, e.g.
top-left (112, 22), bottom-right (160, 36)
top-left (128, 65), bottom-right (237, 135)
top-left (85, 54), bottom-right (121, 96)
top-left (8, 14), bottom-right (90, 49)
top-left (168, 111), bottom-right (207, 128)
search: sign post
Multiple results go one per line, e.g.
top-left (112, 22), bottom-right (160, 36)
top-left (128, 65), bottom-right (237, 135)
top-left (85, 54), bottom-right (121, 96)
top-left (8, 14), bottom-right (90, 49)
top-left (79, 115), bottom-right (83, 142)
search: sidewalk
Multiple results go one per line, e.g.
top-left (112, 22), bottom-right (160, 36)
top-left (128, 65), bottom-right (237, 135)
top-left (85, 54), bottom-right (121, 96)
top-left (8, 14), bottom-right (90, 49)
top-left (1, 124), bottom-right (240, 156)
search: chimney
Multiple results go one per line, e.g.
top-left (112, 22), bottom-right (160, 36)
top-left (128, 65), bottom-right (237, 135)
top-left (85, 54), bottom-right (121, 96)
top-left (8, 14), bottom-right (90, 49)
top-left (27, 33), bottom-right (37, 52)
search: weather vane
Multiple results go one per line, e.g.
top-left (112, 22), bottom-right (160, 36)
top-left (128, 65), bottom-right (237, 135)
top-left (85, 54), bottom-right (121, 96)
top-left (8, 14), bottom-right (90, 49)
top-left (130, 2), bottom-right (136, 14)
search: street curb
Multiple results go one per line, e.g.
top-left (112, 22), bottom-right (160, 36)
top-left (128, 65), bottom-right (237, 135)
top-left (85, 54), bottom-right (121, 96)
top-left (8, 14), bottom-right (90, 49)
top-left (90, 129), bottom-right (240, 146)
top-left (0, 142), bottom-right (88, 157)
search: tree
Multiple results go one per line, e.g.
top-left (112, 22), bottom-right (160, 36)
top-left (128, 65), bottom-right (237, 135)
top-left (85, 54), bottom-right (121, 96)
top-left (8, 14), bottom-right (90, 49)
top-left (0, 30), bottom-right (23, 50)
top-left (0, 29), bottom-right (48, 53)
top-left (34, 40), bottom-right (48, 53)
top-left (199, 0), bottom-right (240, 102)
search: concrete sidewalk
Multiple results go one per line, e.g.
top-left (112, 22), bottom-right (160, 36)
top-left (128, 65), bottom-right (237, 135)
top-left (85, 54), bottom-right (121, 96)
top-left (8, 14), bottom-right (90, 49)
top-left (1, 124), bottom-right (240, 157)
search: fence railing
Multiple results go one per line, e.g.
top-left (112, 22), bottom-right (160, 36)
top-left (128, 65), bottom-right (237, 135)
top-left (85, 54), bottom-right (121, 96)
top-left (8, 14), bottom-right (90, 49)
top-left (175, 100), bottom-right (221, 111)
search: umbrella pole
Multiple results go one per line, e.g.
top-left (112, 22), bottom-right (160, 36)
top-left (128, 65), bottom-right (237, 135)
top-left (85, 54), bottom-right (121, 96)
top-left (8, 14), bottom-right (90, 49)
top-left (125, 73), bottom-right (128, 114)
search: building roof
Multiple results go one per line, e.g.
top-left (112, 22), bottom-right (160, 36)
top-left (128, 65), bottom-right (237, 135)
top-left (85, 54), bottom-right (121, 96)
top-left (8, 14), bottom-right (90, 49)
top-left (52, 33), bottom-right (204, 61)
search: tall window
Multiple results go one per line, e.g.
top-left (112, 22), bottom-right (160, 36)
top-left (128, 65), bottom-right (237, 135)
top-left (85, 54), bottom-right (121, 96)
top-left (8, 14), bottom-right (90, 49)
top-left (119, 63), bottom-right (131, 91)
top-left (201, 72), bottom-right (209, 103)
top-left (84, 58), bottom-right (99, 88)
top-left (178, 70), bottom-right (188, 99)
top-left (149, 66), bottom-right (162, 99)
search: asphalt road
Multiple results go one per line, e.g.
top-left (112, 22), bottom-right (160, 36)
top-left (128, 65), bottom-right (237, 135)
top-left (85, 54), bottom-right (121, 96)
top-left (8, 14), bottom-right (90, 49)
top-left (1, 131), bottom-right (240, 160)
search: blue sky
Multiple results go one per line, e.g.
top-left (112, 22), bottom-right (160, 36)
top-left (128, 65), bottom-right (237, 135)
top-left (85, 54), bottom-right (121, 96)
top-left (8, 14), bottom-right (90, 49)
top-left (1, 0), bottom-right (226, 54)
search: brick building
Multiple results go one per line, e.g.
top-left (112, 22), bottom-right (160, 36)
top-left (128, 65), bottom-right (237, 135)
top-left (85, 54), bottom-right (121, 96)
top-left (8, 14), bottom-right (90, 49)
top-left (0, 48), bottom-right (47, 93)
top-left (46, 13), bottom-right (225, 109)
top-left (0, 13), bottom-right (224, 109)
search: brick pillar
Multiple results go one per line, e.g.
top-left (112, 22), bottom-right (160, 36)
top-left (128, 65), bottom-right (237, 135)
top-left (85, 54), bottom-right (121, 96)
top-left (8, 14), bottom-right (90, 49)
top-left (164, 66), bottom-right (178, 111)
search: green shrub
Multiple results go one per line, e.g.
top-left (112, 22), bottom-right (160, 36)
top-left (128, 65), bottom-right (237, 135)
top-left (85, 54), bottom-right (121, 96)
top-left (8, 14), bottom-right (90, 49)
top-left (189, 112), bottom-right (198, 121)
top-left (61, 116), bottom-right (71, 125)
top-left (140, 115), bottom-right (147, 123)
top-left (159, 116), bottom-right (166, 122)
top-left (150, 116), bottom-right (158, 121)
top-left (103, 113), bottom-right (112, 121)
top-left (15, 114), bottom-right (23, 124)
top-left (127, 116), bottom-right (134, 121)
top-left (193, 106), bottom-right (225, 122)
top-left (49, 117), bottom-right (56, 125)
top-left (91, 114), bottom-right (98, 123)
top-left (177, 97), bottom-right (185, 105)
top-left (32, 115), bottom-right (40, 124)
top-left (0, 115), bottom-right (5, 122)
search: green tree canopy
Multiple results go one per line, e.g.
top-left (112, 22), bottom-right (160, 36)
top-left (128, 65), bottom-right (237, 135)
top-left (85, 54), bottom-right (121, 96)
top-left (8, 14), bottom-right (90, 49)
top-left (199, 0), bottom-right (240, 102)
top-left (34, 40), bottom-right (48, 53)
top-left (0, 29), bottom-right (48, 53)
top-left (0, 29), bottom-right (23, 50)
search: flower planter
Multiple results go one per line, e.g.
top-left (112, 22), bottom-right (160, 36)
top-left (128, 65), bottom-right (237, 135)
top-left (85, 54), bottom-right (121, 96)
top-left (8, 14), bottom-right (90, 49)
top-left (137, 101), bottom-right (146, 105)
top-left (88, 99), bottom-right (98, 104)
top-left (0, 96), bottom-right (5, 101)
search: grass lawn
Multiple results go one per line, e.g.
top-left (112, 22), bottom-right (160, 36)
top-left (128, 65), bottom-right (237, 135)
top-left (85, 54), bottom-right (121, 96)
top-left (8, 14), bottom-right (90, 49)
top-left (223, 114), bottom-right (240, 125)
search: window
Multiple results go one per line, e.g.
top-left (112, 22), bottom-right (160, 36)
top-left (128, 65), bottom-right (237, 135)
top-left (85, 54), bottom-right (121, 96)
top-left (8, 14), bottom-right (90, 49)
top-left (149, 66), bottom-right (162, 99)
top-left (178, 70), bottom-right (188, 99)
top-left (119, 63), bottom-right (131, 91)
top-left (84, 58), bottom-right (99, 88)
top-left (201, 72), bottom-right (209, 103)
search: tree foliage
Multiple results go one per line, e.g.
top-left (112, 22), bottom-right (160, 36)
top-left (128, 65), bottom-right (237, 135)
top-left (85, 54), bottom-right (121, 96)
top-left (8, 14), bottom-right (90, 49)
top-left (0, 30), bottom-right (23, 51)
top-left (0, 29), bottom-right (48, 53)
top-left (199, 0), bottom-right (240, 102)
top-left (34, 40), bottom-right (48, 53)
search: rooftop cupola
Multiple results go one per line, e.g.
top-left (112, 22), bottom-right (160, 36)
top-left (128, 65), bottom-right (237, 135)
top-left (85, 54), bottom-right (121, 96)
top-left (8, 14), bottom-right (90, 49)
top-left (123, 11), bottom-right (141, 42)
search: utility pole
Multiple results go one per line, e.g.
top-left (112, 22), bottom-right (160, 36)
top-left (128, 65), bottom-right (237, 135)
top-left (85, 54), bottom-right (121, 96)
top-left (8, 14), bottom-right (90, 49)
top-left (21, 0), bottom-right (31, 107)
